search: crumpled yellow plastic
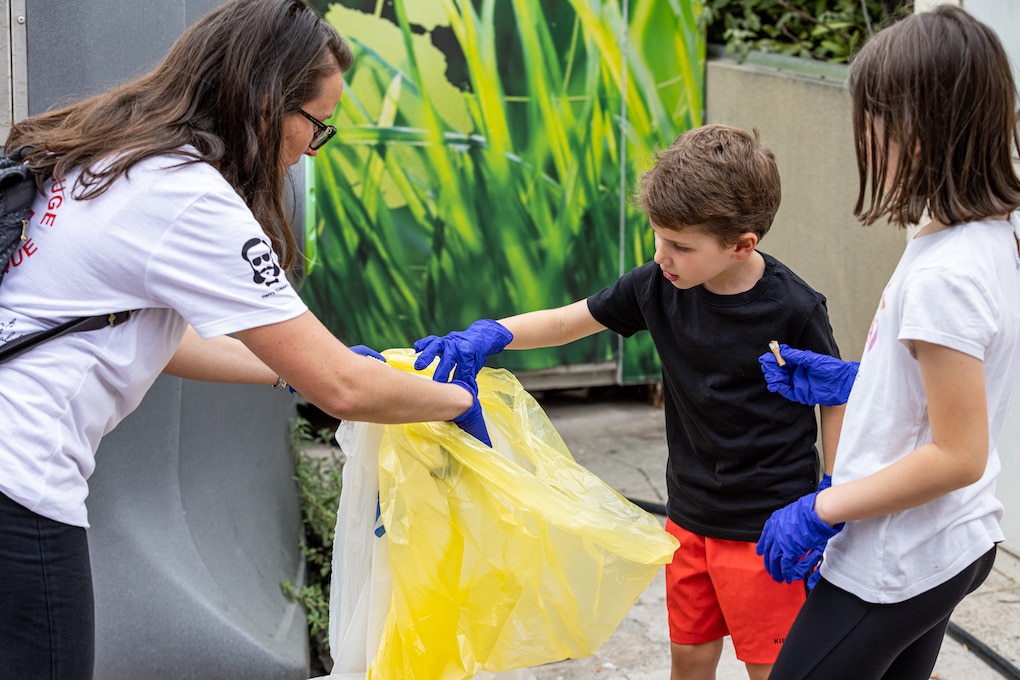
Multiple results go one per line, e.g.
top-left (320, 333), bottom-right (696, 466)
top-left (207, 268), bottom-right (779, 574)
top-left (367, 349), bottom-right (679, 680)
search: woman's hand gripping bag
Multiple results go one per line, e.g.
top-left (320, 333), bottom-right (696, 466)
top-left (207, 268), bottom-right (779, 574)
top-left (328, 349), bottom-right (679, 680)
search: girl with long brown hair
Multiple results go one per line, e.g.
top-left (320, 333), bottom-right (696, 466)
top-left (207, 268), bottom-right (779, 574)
top-left (757, 6), bottom-right (1020, 677)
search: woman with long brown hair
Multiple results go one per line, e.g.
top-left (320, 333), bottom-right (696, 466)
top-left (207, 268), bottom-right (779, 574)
top-left (0, 1), bottom-right (484, 677)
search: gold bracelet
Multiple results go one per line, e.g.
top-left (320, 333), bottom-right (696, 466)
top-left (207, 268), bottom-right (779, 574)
top-left (274, 377), bottom-right (289, 391)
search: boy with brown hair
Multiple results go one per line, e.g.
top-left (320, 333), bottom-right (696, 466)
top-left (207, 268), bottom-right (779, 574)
top-left (413, 124), bottom-right (844, 680)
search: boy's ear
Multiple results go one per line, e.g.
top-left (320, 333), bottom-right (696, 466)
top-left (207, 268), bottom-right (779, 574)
top-left (732, 232), bottom-right (758, 259)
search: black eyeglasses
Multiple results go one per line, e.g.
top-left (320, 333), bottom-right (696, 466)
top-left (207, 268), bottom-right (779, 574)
top-left (298, 109), bottom-right (337, 150)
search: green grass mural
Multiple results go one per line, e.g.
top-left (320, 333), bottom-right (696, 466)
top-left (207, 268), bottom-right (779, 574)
top-left (301, 0), bottom-right (704, 384)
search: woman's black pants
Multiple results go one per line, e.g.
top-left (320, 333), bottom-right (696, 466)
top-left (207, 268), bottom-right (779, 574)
top-left (0, 490), bottom-right (94, 680)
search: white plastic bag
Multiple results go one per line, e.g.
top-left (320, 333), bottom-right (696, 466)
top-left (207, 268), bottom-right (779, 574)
top-left (327, 420), bottom-right (392, 677)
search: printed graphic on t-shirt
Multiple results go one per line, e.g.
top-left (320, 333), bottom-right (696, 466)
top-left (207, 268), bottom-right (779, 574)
top-left (241, 237), bottom-right (281, 287)
top-left (866, 293), bottom-right (885, 352)
top-left (0, 318), bottom-right (15, 343)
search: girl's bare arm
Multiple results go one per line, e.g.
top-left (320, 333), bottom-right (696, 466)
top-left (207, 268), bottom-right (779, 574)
top-left (814, 340), bottom-right (988, 525)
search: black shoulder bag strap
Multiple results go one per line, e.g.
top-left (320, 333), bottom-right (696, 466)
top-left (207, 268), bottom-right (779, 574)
top-left (0, 311), bottom-right (135, 365)
top-left (0, 148), bottom-right (135, 366)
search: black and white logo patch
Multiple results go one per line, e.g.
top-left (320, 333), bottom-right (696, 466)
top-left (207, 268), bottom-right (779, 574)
top-left (241, 237), bottom-right (281, 286)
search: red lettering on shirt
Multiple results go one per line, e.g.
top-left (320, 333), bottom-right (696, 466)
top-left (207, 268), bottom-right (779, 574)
top-left (6, 180), bottom-right (66, 273)
top-left (40, 180), bottom-right (65, 228)
top-left (4, 238), bottom-right (36, 274)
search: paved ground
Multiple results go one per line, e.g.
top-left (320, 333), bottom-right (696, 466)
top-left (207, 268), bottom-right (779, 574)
top-left (526, 386), bottom-right (1020, 680)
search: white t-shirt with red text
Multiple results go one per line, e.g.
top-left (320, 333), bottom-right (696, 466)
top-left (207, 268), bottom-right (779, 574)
top-left (0, 153), bottom-right (307, 526)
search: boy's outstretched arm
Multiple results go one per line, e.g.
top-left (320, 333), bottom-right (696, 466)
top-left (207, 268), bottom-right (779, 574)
top-left (413, 300), bottom-right (606, 383)
top-left (499, 299), bottom-right (607, 349)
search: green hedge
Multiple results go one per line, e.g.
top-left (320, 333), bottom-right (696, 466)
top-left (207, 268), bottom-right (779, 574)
top-left (700, 0), bottom-right (913, 64)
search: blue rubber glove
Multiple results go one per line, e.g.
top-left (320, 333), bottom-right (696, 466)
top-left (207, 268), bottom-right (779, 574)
top-left (450, 379), bottom-right (492, 447)
top-left (756, 493), bottom-right (844, 584)
top-left (818, 473), bottom-right (832, 491)
top-left (413, 320), bottom-right (513, 383)
top-left (759, 344), bottom-right (859, 406)
top-left (349, 344), bottom-right (387, 362)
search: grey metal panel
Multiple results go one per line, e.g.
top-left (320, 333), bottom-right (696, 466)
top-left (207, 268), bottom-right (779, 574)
top-left (88, 377), bottom-right (307, 679)
top-left (24, 0), bottom-right (222, 113)
top-left (0, 1), bottom-right (27, 142)
top-left (0, 2), bottom-right (12, 139)
top-left (964, 0), bottom-right (1020, 100)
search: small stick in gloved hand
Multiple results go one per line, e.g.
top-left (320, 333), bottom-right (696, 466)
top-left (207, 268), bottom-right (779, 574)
top-left (768, 340), bottom-right (786, 367)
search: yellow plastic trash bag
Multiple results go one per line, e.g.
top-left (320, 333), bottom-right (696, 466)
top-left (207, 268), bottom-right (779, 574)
top-left (329, 349), bottom-right (679, 680)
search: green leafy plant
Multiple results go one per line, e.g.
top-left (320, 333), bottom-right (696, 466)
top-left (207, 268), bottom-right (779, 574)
top-left (281, 415), bottom-right (343, 675)
top-left (300, 0), bottom-right (704, 384)
top-left (700, 0), bottom-right (913, 63)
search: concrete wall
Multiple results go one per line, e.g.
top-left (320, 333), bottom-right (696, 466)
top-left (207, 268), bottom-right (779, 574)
top-left (705, 53), bottom-right (905, 364)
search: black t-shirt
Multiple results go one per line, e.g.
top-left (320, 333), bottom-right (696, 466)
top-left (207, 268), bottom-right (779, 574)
top-left (587, 253), bottom-right (840, 541)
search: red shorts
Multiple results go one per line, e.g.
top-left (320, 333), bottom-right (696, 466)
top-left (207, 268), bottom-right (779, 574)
top-left (665, 519), bottom-right (806, 665)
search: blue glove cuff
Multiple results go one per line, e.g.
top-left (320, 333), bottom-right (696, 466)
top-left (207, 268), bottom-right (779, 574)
top-left (450, 379), bottom-right (492, 447)
top-left (349, 344), bottom-right (387, 362)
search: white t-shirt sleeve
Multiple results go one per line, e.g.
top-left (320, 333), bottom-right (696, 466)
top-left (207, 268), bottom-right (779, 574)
top-left (144, 184), bottom-right (307, 338)
top-left (899, 266), bottom-right (995, 361)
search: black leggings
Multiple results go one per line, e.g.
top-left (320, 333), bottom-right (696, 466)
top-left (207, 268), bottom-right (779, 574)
top-left (769, 545), bottom-right (996, 680)
top-left (0, 491), bottom-right (95, 680)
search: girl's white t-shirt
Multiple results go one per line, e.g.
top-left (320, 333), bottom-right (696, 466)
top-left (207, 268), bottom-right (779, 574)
top-left (823, 216), bottom-right (1020, 603)
top-left (0, 153), bottom-right (308, 527)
